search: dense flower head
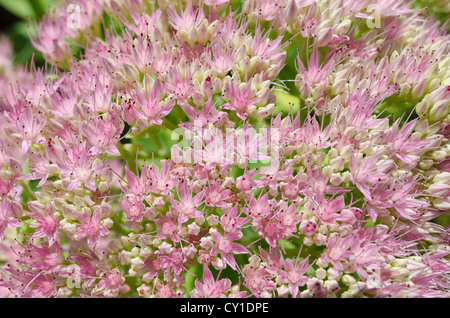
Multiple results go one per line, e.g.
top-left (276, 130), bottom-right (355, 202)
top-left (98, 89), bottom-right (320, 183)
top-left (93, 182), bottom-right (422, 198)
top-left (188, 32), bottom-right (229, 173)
top-left (0, 0), bottom-right (449, 298)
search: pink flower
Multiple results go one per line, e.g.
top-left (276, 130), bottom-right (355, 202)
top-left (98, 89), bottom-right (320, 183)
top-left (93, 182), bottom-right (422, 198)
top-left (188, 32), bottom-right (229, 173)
top-left (211, 231), bottom-right (249, 270)
top-left (18, 242), bottom-right (63, 271)
top-left (148, 159), bottom-right (177, 195)
top-left (125, 79), bottom-right (175, 125)
top-left (17, 273), bottom-right (58, 298)
top-left (388, 178), bottom-right (429, 220)
top-left (79, 73), bottom-right (114, 113)
top-left (155, 209), bottom-right (181, 242)
top-left (222, 79), bottom-right (260, 120)
top-left (204, 180), bottom-right (233, 207)
top-left (73, 206), bottom-right (110, 245)
top-left (296, 114), bottom-right (331, 150)
top-left (322, 233), bottom-right (357, 271)
top-left (167, 0), bottom-right (205, 31)
top-left (15, 104), bottom-right (47, 153)
top-left (29, 14), bottom-right (71, 63)
top-left (316, 193), bottom-right (346, 224)
top-left (276, 202), bottom-right (302, 238)
top-left (252, 26), bottom-right (287, 68)
top-left (68, 250), bottom-right (100, 284)
top-left (259, 246), bottom-right (285, 274)
top-left (122, 162), bottom-right (150, 197)
top-left (349, 152), bottom-right (389, 200)
top-left (192, 129), bottom-right (235, 170)
top-left (27, 201), bottom-right (61, 246)
top-left (94, 268), bottom-right (125, 297)
top-left (153, 282), bottom-right (183, 298)
top-left (180, 97), bottom-right (225, 130)
top-left (119, 195), bottom-right (147, 222)
top-left (259, 159), bottom-right (292, 189)
top-left (233, 124), bottom-right (272, 164)
top-left (296, 44), bottom-right (338, 92)
top-left (384, 118), bottom-right (429, 165)
top-left (127, 32), bottom-right (155, 71)
top-left (170, 179), bottom-right (205, 223)
top-left (258, 212), bottom-right (284, 248)
top-left (349, 239), bottom-right (383, 281)
top-left (299, 219), bottom-right (318, 236)
top-left (166, 64), bottom-right (196, 106)
top-left (159, 247), bottom-right (186, 275)
top-left (191, 264), bottom-right (233, 298)
top-left (57, 142), bottom-right (105, 191)
top-left (220, 205), bottom-right (249, 233)
top-left (236, 168), bottom-right (264, 198)
top-left (280, 256), bottom-right (310, 298)
top-left (243, 266), bottom-right (276, 297)
top-left (207, 42), bottom-right (235, 76)
top-left (0, 199), bottom-right (22, 240)
top-left (82, 107), bottom-right (123, 156)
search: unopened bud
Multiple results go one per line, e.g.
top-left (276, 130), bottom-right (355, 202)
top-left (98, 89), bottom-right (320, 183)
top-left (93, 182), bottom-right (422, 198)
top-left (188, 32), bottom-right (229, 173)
top-left (315, 268), bottom-right (327, 280)
top-left (330, 156), bottom-right (346, 171)
top-left (119, 251), bottom-right (132, 265)
top-left (341, 274), bottom-right (356, 286)
top-left (330, 173), bottom-right (343, 186)
top-left (324, 280), bottom-right (340, 293)
top-left (429, 100), bottom-right (449, 121)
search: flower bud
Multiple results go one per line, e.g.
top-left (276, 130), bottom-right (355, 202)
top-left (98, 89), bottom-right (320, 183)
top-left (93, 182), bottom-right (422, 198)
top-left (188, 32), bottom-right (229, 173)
top-left (428, 78), bottom-right (441, 92)
top-left (399, 82), bottom-right (411, 95)
top-left (411, 78), bottom-right (427, 98)
top-left (300, 290), bottom-right (313, 298)
top-left (119, 251), bottom-right (132, 265)
top-left (322, 165), bottom-right (333, 178)
top-left (341, 274), bottom-right (356, 286)
top-left (330, 173), bottom-right (343, 186)
top-left (330, 156), bottom-right (346, 171)
top-left (277, 285), bottom-right (290, 298)
top-left (327, 268), bottom-right (342, 281)
top-left (316, 27), bottom-right (334, 47)
top-left (336, 19), bottom-right (352, 35)
top-left (137, 284), bottom-right (152, 297)
top-left (431, 197), bottom-right (450, 210)
top-left (324, 280), bottom-right (340, 293)
top-left (349, 282), bottom-right (366, 296)
top-left (429, 100), bottom-right (449, 121)
top-left (307, 278), bottom-right (323, 294)
top-left (285, 0), bottom-right (298, 25)
top-left (316, 268), bottom-right (327, 280)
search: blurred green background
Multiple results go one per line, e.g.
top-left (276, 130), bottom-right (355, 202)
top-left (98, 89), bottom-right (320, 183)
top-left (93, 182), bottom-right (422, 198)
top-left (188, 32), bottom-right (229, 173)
top-left (0, 0), bottom-right (55, 66)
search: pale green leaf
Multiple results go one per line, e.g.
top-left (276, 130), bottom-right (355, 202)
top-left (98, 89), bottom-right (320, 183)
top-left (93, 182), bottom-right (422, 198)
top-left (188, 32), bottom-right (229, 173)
top-left (274, 90), bottom-right (301, 115)
top-left (0, 0), bottom-right (36, 19)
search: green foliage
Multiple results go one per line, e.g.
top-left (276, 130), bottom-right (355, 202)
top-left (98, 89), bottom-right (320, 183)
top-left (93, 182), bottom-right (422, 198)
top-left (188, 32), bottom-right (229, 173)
top-left (0, 0), bottom-right (55, 65)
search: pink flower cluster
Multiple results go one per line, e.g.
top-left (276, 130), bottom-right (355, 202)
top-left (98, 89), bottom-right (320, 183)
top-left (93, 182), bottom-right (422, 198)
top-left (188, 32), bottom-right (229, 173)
top-left (0, 0), bottom-right (449, 298)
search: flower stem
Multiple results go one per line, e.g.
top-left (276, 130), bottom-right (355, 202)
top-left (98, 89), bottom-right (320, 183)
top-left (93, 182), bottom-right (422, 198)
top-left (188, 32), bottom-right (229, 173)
top-left (19, 180), bottom-right (36, 201)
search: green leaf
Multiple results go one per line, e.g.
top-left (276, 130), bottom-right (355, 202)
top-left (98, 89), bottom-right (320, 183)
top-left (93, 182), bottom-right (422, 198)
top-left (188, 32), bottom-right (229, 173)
top-left (185, 263), bottom-right (201, 296)
top-left (274, 90), bottom-right (300, 115)
top-left (4, 21), bottom-right (42, 66)
top-left (28, 0), bottom-right (51, 19)
top-left (280, 238), bottom-right (298, 250)
top-left (0, 0), bottom-right (36, 19)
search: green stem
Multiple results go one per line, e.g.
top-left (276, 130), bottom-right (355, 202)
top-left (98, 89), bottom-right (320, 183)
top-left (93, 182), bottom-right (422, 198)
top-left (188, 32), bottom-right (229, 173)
top-left (29, 0), bottom-right (44, 19)
top-left (19, 180), bottom-right (36, 200)
top-left (162, 117), bottom-right (179, 132)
